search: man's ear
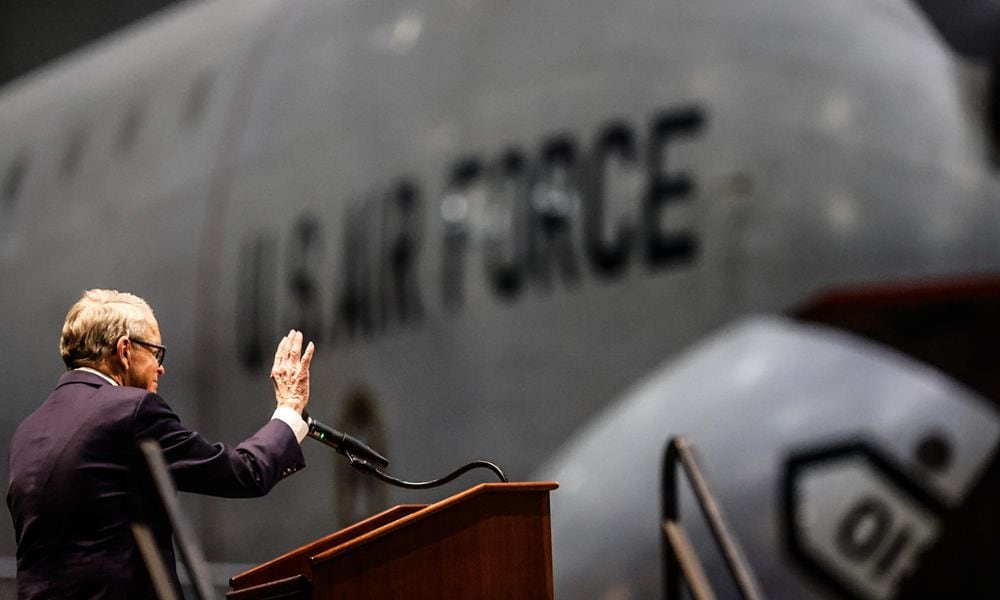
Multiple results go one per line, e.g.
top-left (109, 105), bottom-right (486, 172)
top-left (116, 336), bottom-right (131, 368)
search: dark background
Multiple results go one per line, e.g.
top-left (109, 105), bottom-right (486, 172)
top-left (0, 0), bottom-right (185, 89)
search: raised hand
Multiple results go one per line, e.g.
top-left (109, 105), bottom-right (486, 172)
top-left (270, 329), bottom-right (315, 414)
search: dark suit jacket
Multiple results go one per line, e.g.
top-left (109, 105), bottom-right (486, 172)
top-left (6, 370), bottom-right (306, 599)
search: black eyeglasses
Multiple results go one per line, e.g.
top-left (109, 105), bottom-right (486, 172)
top-left (131, 338), bottom-right (166, 366)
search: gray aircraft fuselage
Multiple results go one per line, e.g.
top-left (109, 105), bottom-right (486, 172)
top-left (1, 0), bottom-right (998, 597)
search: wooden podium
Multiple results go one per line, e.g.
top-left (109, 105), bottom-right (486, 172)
top-left (228, 482), bottom-right (558, 599)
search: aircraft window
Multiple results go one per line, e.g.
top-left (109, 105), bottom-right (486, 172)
top-left (181, 71), bottom-right (213, 127)
top-left (60, 127), bottom-right (88, 181)
top-left (3, 153), bottom-right (28, 205)
top-left (914, 432), bottom-right (952, 473)
top-left (115, 99), bottom-right (144, 154)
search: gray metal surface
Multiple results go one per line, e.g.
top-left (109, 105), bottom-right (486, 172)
top-left (0, 0), bottom-right (998, 595)
top-left (535, 317), bottom-right (999, 598)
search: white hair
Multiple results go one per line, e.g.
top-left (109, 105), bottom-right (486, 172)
top-left (59, 289), bottom-right (155, 369)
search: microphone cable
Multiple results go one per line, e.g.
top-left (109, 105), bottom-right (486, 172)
top-left (342, 452), bottom-right (508, 489)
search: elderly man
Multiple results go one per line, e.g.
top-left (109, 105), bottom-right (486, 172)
top-left (7, 289), bottom-right (315, 598)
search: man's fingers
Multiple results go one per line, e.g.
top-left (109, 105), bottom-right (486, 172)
top-left (272, 331), bottom-right (314, 380)
top-left (273, 334), bottom-right (288, 363)
top-left (301, 341), bottom-right (315, 367)
top-left (270, 335), bottom-right (288, 379)
top-left (270, 331), bottom-right (315, 412)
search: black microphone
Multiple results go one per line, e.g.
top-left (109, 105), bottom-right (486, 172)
top-left (302, 412), bottom-right (389, 468)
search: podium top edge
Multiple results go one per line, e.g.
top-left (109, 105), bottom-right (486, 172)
top-left (310, 481), bottom-right (558, 566)
top-left (470, 481), bottom-right (559, 492)
top-left (229, 504), bottom-right (426, 587)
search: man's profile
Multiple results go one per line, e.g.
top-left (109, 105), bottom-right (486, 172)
top-left (6, 289), bottom-right (315, 598)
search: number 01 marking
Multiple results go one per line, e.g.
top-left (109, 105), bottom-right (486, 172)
top-left (784, 443), bottom-right (946, 600)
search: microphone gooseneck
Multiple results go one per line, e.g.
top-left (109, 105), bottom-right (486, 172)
top-left (345, 454), bottom-right (509, 489)
top-left (301, 412), bottom-right (508, 489)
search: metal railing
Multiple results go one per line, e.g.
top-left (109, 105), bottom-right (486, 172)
top-left (662, 436), bottom-right (763, 600)
top-left (134, 438), bottom-right (217, 600)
